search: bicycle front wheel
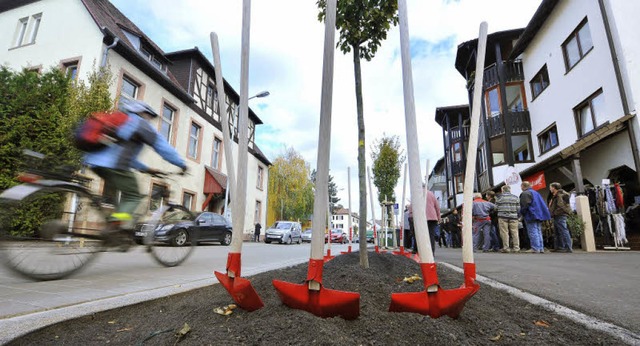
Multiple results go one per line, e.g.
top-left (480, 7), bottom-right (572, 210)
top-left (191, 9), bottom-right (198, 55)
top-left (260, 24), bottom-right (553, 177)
top-left (0, 186), bottom-right (105, 280)
top-left (143, 204), bottom-right (197, 267)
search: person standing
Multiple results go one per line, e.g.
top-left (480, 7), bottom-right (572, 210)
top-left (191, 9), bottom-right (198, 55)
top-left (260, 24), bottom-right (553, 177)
top-left (495, 185), bottom-right (520, 253)
top-left (425, 190), bottom-right (441, 255)
top-left (448, 209), bottom-right (462, 248)
top-left (403, 205), bottom-right (412, 249)
top-left (254, 222), bottom-right (262, 242)
top-left (485, 191), bottom-right (501, 251)
top-left (520, 181), bottom-right (551, 253)
top-left (471, 192), bottom-right (496, 252)
top-left (548, 182), bottom-right (573, 253)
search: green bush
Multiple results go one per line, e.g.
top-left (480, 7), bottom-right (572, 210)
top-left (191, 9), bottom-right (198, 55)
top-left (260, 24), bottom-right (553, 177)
top-left (0, 64), bottom-right (113, 236)
top-left (567, 213), bottom-right (585, 239)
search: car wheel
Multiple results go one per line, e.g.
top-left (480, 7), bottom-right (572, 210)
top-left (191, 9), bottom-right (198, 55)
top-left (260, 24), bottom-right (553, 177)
top-left (221, 232), bottom-right (232, 246)
top-left (171, 229), bottom-right (189, 247)
top-left (265, 240), bottom-right (271, 244)
top-left (286, 236), bottom-right (292, 245)
top-left (297, 237), bottom-right (302, 244)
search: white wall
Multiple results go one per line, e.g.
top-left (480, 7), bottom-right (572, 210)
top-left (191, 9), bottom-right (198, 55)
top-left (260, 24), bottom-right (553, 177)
top-left (0, 0), bottom-right (104, 77)
top-left (581, 131), bottom-right (634, 185)
top-left (517, 0), bottom-right (626, 162)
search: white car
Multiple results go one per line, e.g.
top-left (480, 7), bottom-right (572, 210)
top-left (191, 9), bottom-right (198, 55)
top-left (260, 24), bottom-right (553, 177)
top-left (264, 221), bottom-right (302, 244)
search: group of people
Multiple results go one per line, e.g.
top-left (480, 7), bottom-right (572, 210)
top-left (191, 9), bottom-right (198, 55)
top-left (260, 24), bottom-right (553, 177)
top-left (470, 181), bottom-right (574, 254)
top-left (402, 190), bottom-right (442, 255)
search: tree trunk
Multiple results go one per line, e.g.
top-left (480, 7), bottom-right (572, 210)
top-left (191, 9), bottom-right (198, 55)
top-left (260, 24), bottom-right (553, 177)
top-left (353, 45), bottom-right (369, 269)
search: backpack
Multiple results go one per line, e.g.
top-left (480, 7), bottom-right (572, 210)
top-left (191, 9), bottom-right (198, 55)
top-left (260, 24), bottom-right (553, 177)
top-left (74, 111), bottom-right (129, 152)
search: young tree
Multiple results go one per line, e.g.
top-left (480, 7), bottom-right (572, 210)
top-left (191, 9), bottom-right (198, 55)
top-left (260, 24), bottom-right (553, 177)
top-left (317, 0), bottom-right (399, 268)
top-left (371, 134), bottom-right (405, 228)
top-left (268, 147), bottom-right (315, 223)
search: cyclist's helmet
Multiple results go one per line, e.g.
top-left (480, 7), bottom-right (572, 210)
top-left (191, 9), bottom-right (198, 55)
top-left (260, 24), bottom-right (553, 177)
top-left (118, 98), bottom-right (158, 118)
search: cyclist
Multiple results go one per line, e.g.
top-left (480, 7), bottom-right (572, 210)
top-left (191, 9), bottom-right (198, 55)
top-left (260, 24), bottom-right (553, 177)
top-left (83, 99), bottom-right (188, 230)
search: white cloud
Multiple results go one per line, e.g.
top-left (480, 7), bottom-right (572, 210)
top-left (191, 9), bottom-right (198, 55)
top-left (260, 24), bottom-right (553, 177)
top-left (111, 0), bottom-right (541, 221)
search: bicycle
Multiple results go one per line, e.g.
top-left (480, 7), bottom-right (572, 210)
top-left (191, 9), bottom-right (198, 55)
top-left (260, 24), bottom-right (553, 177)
top-left (0, 150), bottom-right (197, 280)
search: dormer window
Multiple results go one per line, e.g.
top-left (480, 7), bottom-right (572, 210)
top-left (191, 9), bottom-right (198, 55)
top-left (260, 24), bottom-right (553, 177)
top-left (139, 45), bottom-right (164, 71)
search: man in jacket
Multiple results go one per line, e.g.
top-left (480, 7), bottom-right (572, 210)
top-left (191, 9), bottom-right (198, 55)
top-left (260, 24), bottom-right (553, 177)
top-left (495, 185), bottom-right (520, 253)
top-left (471, 192), bottom-right (496, 252)
top-left (84, 99), bottom-right (187, 229)
top-left (519, 181), bottom-right (551, 253)
top-left (548, 182), bottom-right (573, 253)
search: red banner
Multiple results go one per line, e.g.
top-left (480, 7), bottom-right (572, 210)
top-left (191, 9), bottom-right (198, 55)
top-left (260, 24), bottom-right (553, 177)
top-left (523, 171), bottom-right (546, 190)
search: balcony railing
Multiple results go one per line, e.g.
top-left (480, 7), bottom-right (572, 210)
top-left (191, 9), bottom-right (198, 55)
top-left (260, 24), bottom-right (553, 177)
top-left (486, 110), bottom-right (531, 138)
top-left (483, 60), bottom-right (524, 89)
top-left (450, 126), bottom-right (470, 142)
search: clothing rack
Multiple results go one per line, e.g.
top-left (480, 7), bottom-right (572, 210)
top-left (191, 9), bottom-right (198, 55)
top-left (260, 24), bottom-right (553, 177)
top-left (598, 183), bottom-right (630, 251)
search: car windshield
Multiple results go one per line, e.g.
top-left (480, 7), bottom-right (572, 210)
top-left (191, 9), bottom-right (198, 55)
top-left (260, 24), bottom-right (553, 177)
top-left (161, 209), bottom-right (193, 222)
top-left (331, 229), bottom-right (342, 234)
top-left (303, 230), bottom-right (312, 234)
top-left (274, 222), bottom-right (292, 229)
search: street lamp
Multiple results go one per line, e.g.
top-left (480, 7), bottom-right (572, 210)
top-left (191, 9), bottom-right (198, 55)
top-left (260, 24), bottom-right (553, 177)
top-left (248, 90), bottom-right (270, 100)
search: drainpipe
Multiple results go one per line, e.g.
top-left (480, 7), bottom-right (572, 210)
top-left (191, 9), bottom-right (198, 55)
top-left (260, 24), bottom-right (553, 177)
top-left (100, 29), bottom-right (119, 68)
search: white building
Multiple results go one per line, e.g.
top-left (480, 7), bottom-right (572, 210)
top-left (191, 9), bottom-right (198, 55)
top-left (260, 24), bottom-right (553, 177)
top-left (331, 208), bottom-right (359, 233)
top-left (436, 0), bottom-right (640, 249)
top-left (0, 0), bottom-right (271, 237)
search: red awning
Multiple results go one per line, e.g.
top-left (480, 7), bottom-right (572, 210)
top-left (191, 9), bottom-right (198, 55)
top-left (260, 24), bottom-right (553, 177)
top-left (204, 166), bottom-right (227, 194)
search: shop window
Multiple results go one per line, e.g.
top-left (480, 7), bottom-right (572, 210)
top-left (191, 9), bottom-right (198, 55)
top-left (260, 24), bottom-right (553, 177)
top-left (530, 65), bottom-right (550, 100)
top-left (149, 183), bottom-right (166, 211)
top-left (512, 135), bottom-right (532, 163)
top-left (574, 89), bottom-right (605, 137)
top-left (562, 18), bottom-right (594, 71)
top-left (538, 124), bottom-right (559, 154)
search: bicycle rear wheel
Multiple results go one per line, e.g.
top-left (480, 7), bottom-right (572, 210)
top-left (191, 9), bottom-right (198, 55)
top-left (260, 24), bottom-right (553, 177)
top-left (0, 187), bottom-right (105, 280)
top-left (143, 204), bottom-right (197, 267)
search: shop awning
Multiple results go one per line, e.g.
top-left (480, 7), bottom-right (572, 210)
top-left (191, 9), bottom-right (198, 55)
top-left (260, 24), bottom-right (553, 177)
top-left (204, 166), bottom-right (227, 194)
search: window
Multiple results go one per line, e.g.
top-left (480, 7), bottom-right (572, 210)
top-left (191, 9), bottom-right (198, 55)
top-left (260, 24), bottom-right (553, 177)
top-left (212, 138), bottom-right (222, 169)
top-left (454, 175), bottom-right (464, 194)
top-left (27, 14), bottom-right (41, 44)
top-left (207, 84), bottom-right (215, 109)
top-left (453, 142), bottom-right (462, 162)
top-left (490, 137), bottom-right (506, 166)
top-left (121, 76), bottom-right (138, 100)
top-left (63, 61), bottom-right (79, 81)
top-left (562, 19), bottom-right (594, 71)
top-left (512, 135), bottom-right (532, 163)
top-left (254, 201), bottom-right (262, 224)
top-left (477, 146), bottom-right (487, 173)
top-left (14, 17), bottom-right (28, 47)
top-left (574, 90), bottom-right (605, 137)
top-left (160, 104), bottom-right (174, 141)
top-left (505, 84), bottom-right (525, 112)
top-left (530, 65), bottom-right (550, 99)
top-left (182, 192), bottom-right (195, 211)
top-left (102, 180), bottom-right (120, 206)
top-left (257, 166), bottom-right (264, 189)
top-left (187, 122), bottom-right (201, 159)
top-left (149, 183), bottom-right (166, 211)
top-left (485, 87), bottom-right (501, 117)
top-left (538, 124), bottom-right (559, 154)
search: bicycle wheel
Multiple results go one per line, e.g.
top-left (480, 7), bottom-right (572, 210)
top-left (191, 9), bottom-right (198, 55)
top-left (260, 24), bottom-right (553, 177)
top-left (144, 204), bottom-right (197, 267)
top-left (0, 186), bottom-right (105, 280)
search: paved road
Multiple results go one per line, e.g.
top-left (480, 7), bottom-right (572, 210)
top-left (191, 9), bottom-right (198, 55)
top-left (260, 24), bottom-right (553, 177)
top-left (0, 242), bottom-right (638, 344)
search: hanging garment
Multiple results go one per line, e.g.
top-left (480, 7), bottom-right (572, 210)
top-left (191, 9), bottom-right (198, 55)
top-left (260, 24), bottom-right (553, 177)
top-left (612, 213), bottom-right (628, 245)
top-left (569, 192), bottom-right (577, 212)
top-left (604, 185), bottom-right (617, 214)
top-left (614, 183), bottom-right (624, 209)
top-left (596, 187), bottom-right (607, 217)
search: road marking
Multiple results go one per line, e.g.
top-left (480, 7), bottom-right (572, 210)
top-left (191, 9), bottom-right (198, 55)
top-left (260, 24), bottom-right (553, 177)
top-left (440, 262), bottom-right (640, 345)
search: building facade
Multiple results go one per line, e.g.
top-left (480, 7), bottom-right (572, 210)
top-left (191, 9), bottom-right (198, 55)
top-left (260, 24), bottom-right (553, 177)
top-left (436, 0), bottom-right (640, 249)
top-left (0, 0), bottom-right (270, 237)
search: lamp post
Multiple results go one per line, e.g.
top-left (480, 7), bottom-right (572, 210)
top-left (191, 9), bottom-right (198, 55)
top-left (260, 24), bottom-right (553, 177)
top-left (248, 90), bottom-right (270, 100)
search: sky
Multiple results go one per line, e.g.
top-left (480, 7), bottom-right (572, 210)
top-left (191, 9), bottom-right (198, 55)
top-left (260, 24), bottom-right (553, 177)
top-left (111, 0), bottom-right (542, 222)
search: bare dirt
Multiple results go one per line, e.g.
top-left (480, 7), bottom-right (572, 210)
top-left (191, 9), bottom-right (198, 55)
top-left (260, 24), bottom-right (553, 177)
top-left (9, 252), bottom-right (625, 345)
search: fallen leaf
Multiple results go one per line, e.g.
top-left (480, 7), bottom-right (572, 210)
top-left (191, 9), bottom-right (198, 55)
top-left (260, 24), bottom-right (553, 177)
top-left (489, 333), bottom-right (502, 341)
top-left (213, 307), bottom-right (226, 315)
top-left (116, 328), bottom-right (132, 332)
top-left (520, 332), bottom-right (526, 336)
top-left (534, 320), bottom-right (550, 327)
top-left (108, 320), bottom-right (117, 324)
top-left (227, 304), bottom-right (237, 310)
top-left (175, 323), bottom-right (191, 337)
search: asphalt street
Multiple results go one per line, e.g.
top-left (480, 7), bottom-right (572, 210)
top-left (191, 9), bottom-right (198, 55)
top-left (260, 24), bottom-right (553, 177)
top-left (0, 242), bottom-right (638, 344)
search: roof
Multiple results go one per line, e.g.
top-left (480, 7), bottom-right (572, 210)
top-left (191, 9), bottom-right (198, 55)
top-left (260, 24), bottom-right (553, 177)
top-left (434, 104), bottom-right (470, 127)
top-left (0, 0), bottom-right (38, 12)
top-left (509, 0), bottom-right (560, 59)
top-left (454, 28), bottom-right (525, 77)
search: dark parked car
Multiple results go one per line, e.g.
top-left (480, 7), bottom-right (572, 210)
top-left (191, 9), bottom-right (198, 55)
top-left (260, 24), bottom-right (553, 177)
top-left (134, 211), bottom-right (232, 247)
top-left (366, 229), bottom-right (374, 243)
